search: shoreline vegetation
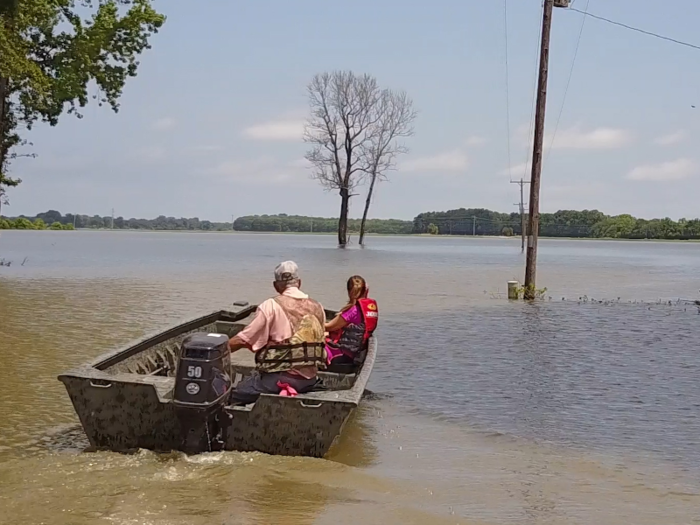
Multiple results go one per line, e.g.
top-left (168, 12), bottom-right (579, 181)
top-left (2, 209), bottom-right (700, 241)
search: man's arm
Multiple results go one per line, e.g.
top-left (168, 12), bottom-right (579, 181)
top-left (228, 303), bottom-right (271, 353)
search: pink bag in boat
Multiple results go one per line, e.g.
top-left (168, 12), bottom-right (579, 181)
top-left (276, 381), bottom-right (298, 397)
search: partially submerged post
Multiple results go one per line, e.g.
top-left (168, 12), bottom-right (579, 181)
top-left (523, 0), bottom-right (569, 299)
top-left (507, 281), bottom-right (519, 300)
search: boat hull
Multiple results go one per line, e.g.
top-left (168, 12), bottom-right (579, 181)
top-left (59, 376), bottom-right (358, 457)
top-left (58, 306), bottom-right (375, 457)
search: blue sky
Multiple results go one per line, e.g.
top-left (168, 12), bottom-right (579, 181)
top-left (7, 0), bottom-right (700, 221)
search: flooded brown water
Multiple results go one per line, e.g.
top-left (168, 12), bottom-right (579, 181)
top-left (1, 231), bottom-right (699, 524)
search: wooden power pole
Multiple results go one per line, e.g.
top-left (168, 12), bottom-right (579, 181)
top-left (524, 0), bottom-right (569, 299)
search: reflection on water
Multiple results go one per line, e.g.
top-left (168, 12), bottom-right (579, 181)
top-left (1, 231), bottom-right (700, 524)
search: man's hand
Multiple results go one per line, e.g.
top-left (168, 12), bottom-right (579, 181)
top-left (228, 335), bottom-right (251, 353)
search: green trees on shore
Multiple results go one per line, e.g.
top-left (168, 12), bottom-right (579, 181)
top-left (412, 208), bottom-right (700, 240)
top-left (413, 208), bottom-right (604, 237)
top-left (0, 216), bottom-right (73, 229)
top-left (0, 211), bottom-right (414, 235)
top-left (589, 215), bottom-right (700, 240)
top-left (3, 209), bottom-right (700, 240)
top-left (233, 214), bottom-right (413, 235)
top-left (0, 210), bottom-right (229, 231)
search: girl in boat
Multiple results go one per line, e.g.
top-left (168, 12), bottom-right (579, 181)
top-left (324, 275), bottom-right (378, 372)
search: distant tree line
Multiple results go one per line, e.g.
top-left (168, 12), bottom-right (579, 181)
top-left (413, 208), bottom-right (700, 240)
top-left (0, 210), bottom-right (231, 231)
top-left (0, 216), bottom-right (74, 230)
top-left (4, 209), bottom-right (700, 240)
top-left (233, 214), bottom-right (413, 235)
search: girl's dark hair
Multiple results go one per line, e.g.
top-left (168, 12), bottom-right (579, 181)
top-left (341, 275), bottom-right (367, 312)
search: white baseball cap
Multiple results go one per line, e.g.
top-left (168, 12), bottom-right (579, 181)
top-left (274, 260), bottom-right (299, 282)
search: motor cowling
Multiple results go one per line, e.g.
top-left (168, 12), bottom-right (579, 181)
top-left (173, 332), bottom-right (232, 453)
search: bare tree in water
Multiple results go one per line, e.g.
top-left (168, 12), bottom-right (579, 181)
top-left (358, 90), bottom-right (415, 245)
top-left (304, 71), bottom-right (382, 247)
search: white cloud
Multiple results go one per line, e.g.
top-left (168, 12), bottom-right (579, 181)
top-left (499, 161), bottom-right (532, 178)
top-left (197, 157), bottom-right (308, 184)
top-left (515, 122), bottom-right (633, 150)
top-left (23, 155), bottom-right (92, 172)
top-left (287, 158), bottom-right (311, 169)
top-left (189, 145), bottom-right (222, 154)
top-left (465, 135), bottom-right (487, 147)
top-left (242, 119), bottom-right (305, 141)
top-left (626, 158), bottom-right (697, 182)
top-left (401, 150), bottom-right (469, 172)
top-left (548, 126), bottom-right (633, 150)
top-left (654, 130), bottom-right (687, 146)
top-left (515, 122), bottom-right (533, 141)
top-left (542, 182), bottom-right (611, 209)
top-left (152, 118), bottom-right (176, 131)
top-left (134, 146), bottom-right (167, 162)
top-left (545, 182), bottom-right (608, 199)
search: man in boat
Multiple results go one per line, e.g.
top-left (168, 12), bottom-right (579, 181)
top-left (227, 261), bottom-right (327, 404)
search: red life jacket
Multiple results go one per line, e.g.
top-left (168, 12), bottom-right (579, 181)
top-left (357, 298), bottom-right (378, 342)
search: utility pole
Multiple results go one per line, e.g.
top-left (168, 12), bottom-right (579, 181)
top-left (511, 178), bottom-right (530, 253)
top-left (472, 216), bottom-right (476, 237)
top-left (111, 208), bottom-right (114, 229)
top-left (231, 214), bottom-right (234, 231)
top-left (73, 213), bottom-right (77, 229)
top-left (524, 0), bottom-right (569, 299)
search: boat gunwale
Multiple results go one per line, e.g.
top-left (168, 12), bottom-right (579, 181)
top-left (94, 305), bottom-right (257, 370)
top-left (56, 305), bottom-right (255, 379)
top-left (57, 304), bottom-right (343, 377)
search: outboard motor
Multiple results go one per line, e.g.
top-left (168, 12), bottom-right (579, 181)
top-left (173, 332), bottom-right (232, 454)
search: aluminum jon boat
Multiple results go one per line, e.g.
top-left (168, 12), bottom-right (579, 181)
top-left (57, 302), bottom-right (376, 457)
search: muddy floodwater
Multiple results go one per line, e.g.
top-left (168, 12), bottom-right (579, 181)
top-left (0, 231), bottom-right (699, 525)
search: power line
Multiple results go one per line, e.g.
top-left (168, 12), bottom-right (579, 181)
top-left (511, 178), bottom-right (530, 253)
top-left (503, 0), bottom-right (513, 181)
top-left (546, 0), bottom-right (590, 161)
top-left (415, 218), bottom-right (597, 238)
top-left (419, 216), bottom-right (523, 225)
top-left (417, 216), bottom-right (596, 229)
top-left (569, 7), bottom-right (700, 52)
